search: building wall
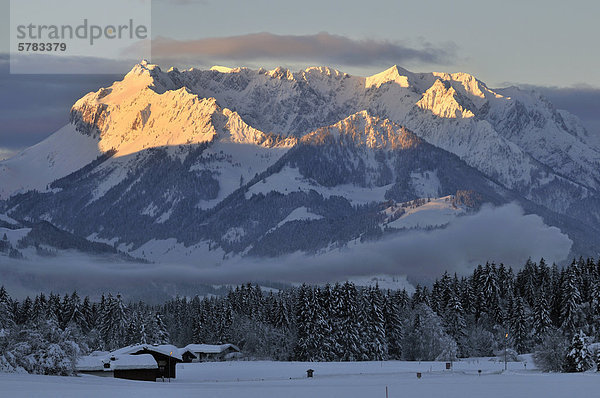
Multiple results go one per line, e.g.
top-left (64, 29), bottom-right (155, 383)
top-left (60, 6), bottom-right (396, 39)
top-left (114, 368), bottom-right (157, 382)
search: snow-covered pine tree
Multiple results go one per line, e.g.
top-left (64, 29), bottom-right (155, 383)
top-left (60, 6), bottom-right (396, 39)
top-left (316, 285), bottom-right (335, 361)
top-left (18, 297), bottom-right (33, 326)
top-left (561, 267), bottom-right (582, 335)
top-left (509, 297), bottom-right (530, 354)
top-left (443, 292), bottom-right (467, 355)
top-left (384, 291), bottom-right (403, 360)
top-left (215, 302), bottom-right (233, 344)
top-left (67, 292), bottom-right (88, 332)
top-left (0, 286), bottom-right (14, 330)
top-left (564, 330), bottom-right (592, 372)
top-left (272, 297), bottom-right (291, 330)
top-left (460, 277), bottom-right (475, 316)
top-left (366, 287), bottom-right (387, 361)
top-left (80, 296), bottom-right (94, 332)
top-left (532, 287), bottom-right (552, 339)
top-left (153, 312), bottom-right (170, 344)
top-left (99, 293), bottom-right (129, 350)
top-left (403, 307), bottom-right (425, 360)
top-left (293, 284), bottom-right (314, 361)
top-left (45, 293), bottom-right (60, 326)
top-left (337, 282), bottom-right (361, 361)
top-left (31, 294), bottom-right (47, 325)
top-left (59, 294), bottom-right (71, 329)
top-left (126, 313), bottom-right (141, 345)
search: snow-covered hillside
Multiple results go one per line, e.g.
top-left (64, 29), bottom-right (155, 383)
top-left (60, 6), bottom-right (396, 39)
top-left (383, 196), bottom-right (466, 230)
top-left (0, 214), bottom-right (136, 262)
top-left (0, 124), bottom-right (100, 198)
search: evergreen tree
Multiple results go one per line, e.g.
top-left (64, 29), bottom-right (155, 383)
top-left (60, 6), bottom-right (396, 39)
top-left (153, 312), bottom-right (170, 344)
top-left (0, 286), bottom-right (14, 329)
top-left (509, 297), bottom-right (529, 354)
top-left (532, 288), bottom-right (551, 339)
top-left (80, 296), bottom-right (94, 332)
top-left (294, 285), bottom-right (317, 361)
top-left (561, 267), bottom-right (582, 335)
top-left (564, 330), bottom-right (592, 372)
top-left (335, 282), bottom-right (361, 361)
top-left (443, 293), bottom-right (467, 355)
top-left (365, 287), bottom-right (387, 360)
top-left (99, 294), bottom-right (129, 350)
top-left (384, 292), bottom-right (403, 359)
top-left (403, 307), bottom-right (425, 360)
top-left (18, 296), bottom-right (33, 325)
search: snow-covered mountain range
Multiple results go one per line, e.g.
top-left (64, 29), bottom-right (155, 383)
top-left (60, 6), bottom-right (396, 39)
top-left (1, 61), bottom-right (599, 265)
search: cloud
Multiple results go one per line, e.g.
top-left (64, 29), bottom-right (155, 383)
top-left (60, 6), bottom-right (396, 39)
top-left (0, 203), bottom-right (572, 299)
top-left (218, 202), bottom-right (572, 284)
top-left (149, 32), bottom-right (456, 67)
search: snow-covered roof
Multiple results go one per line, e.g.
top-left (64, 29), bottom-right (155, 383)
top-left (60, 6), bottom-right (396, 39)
top-left (111, 354), bottom-right (157, 370)
top-left (76, 354), bottom-right (157, 372)
top-left (76, 355), bottom-right (105, 372)
top-left (111, 344), bottom-right (183, 361)
top-left (178, 347), bottom-right (198, 358)
top-left (183, 344), bottom-right (240, 354)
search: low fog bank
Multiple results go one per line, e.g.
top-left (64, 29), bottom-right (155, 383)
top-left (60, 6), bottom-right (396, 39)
top-left (0, 203), bottom-right (572, 301)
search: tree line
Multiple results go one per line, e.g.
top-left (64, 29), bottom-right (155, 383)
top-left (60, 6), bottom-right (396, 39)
top-left (1, 257), bottom-right (600, 374)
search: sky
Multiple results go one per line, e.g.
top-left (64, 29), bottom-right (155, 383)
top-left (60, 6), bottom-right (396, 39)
top-left (0, 0), bottom-right (599, 158)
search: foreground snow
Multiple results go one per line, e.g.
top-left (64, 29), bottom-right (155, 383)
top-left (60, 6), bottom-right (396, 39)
top-left (1, 358), bottom-right (598, 398)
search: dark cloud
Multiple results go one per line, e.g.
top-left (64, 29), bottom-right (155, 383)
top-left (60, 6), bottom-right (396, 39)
top-left (150, 32), bottom-right (456, 67)
top-left (0, 203), bottom-right (572, 299)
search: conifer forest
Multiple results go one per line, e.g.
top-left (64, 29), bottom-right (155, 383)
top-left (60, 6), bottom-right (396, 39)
top-left (2, 257), bottom-right (600, 374)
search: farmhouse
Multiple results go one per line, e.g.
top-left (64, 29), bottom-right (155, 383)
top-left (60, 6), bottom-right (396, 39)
top-left (77, 343), bottom-right (242, 381)
top-left (76, 353), bottom-right (158, 381)
top-left (112, 344), bottom-right (183, 379)
top-left (182, 343), bottom-right (241, 362)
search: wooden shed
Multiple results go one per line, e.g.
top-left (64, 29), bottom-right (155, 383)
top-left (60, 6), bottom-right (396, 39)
top-left (111, 344), bottom-right (183, 379)
top-left (76, 353), bottom-right (158, 381)
top-left (182, 343), bottom-right (241, 362)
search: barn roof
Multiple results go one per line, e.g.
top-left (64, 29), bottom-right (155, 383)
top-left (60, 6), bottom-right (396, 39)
top-left (76, 353), bottom-right (157, 372)
top-left (183, 343), bottom-right (240, 354)
top-left (112, 344), bottom-right (183, 361)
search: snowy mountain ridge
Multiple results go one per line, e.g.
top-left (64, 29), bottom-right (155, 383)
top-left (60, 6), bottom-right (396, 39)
top-left (80, 61), bottom-right (598, 197)
top-left (1, 62), bottom-right (600, 263)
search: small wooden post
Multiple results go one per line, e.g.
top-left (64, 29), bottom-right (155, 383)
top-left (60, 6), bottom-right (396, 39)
top-left (445, 362), bottom-right (451, 370)
top-left (416, 372), bottom-right (422, 379)
top-left (385, 386), bottom-right (388, 398)
top-left (306, 369), bottom-right (314, 378)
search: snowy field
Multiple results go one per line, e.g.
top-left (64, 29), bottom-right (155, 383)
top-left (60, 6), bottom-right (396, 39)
top-left (1, 357), bottom-right (598, 398)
